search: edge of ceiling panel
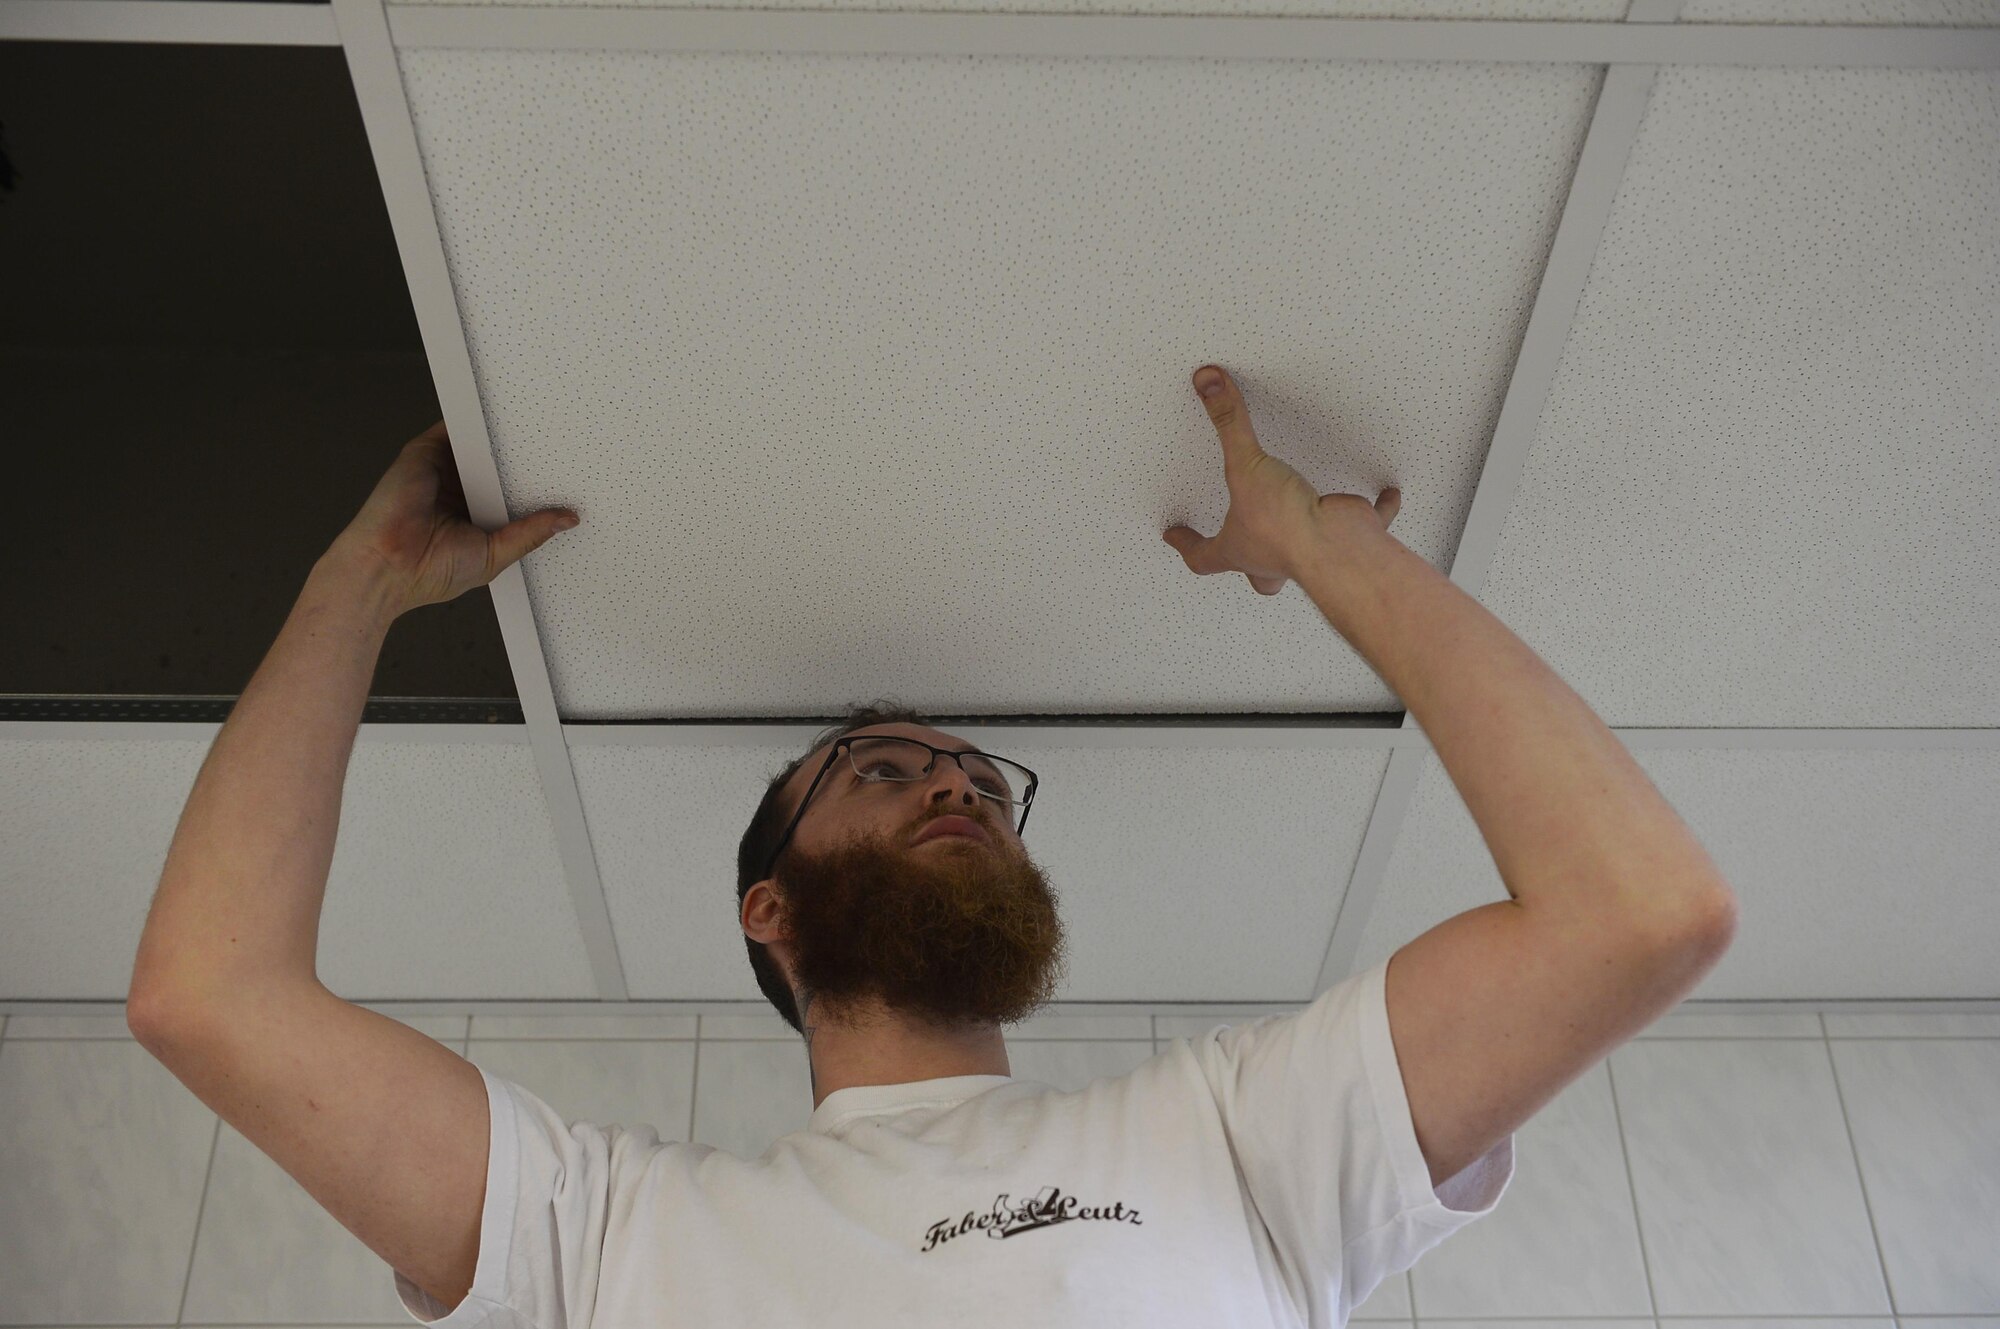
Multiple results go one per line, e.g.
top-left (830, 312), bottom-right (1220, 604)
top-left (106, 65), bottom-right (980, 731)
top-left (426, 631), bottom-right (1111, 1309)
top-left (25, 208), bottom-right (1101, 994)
top-left (2, 2), bottom-right (1996, 67)
top-left (333, 0), bottom-right (636, 997)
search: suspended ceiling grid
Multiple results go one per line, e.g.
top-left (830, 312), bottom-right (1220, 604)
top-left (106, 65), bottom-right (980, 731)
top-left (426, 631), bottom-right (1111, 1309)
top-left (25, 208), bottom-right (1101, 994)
top-left (2, 1), bottom-right (1996, 1011)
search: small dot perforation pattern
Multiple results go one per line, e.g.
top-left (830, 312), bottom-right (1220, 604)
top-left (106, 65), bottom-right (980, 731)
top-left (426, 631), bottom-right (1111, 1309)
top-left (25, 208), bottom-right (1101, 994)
top-left (1476, 59), bottom-right (1998, 725)
top-left (398, 46), bottom-right (1609, 716)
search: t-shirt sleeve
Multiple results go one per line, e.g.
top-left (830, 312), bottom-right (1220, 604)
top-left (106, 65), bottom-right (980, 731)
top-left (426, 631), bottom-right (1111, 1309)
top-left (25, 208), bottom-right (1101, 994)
top-left (392, 1064), bottom-right (632, 1329)
top-left (1192, 953), bottom-right (1515, 1326)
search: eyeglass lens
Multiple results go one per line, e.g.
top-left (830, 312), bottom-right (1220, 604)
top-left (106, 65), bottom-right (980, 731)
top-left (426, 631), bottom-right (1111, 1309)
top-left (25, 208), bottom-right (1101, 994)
top-left (844, 737), bottom-right (1029, 825)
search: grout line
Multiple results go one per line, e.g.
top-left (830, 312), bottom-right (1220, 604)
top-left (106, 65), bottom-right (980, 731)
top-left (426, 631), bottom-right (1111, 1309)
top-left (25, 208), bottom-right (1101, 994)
top-left (173, 1116), bottom-right (222, 1329)
top-left (1823, 1013), bottom-right (1901, 1316)
top-left (1606, 1056), bottom-right (1664, 1320)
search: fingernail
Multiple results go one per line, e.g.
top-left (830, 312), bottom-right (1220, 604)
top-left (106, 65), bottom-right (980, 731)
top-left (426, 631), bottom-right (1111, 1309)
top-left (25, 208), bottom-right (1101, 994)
top-left (1196, 369), bottom-right (1225, 398)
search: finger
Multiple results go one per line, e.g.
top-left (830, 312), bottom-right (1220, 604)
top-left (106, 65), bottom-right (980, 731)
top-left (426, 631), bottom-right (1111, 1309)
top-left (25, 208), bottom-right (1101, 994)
top-left (1161, 524), bottom-right (1213, 573)
top-left (1192, 365), bottom-right (1261, 470)
top-left (1376, 486), bottom-right (1402, 526)
top-left (486, 510), bottom-right (580, 579)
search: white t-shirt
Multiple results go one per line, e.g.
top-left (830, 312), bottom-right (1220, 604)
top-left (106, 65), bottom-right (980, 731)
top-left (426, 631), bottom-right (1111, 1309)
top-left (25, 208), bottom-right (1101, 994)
top-left (396, 954), bottom-right (1513, 1329)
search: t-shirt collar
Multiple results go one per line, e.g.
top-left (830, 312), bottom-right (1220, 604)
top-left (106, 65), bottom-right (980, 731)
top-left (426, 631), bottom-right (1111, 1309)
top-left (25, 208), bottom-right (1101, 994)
top-left (809, 1074), bottom-right (1015, 1132)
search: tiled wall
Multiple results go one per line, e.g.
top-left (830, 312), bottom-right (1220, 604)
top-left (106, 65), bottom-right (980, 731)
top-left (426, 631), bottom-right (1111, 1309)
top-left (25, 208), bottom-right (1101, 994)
top-left (1, 1003), bottom-right (1995, 1328)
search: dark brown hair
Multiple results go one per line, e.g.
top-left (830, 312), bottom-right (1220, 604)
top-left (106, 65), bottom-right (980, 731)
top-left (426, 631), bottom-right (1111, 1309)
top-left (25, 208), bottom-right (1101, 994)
top-left (735, 700), bottom-right (929, 1036)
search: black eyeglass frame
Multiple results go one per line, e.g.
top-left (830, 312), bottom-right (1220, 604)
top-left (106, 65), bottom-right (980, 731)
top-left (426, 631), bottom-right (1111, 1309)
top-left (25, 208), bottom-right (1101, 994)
top-left (761, 736), bottom-right (1038, 883)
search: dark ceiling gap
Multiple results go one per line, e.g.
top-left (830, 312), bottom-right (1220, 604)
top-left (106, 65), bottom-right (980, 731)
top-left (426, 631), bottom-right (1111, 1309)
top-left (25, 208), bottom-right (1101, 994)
top-left (0, 40), bottom-right (520, 708)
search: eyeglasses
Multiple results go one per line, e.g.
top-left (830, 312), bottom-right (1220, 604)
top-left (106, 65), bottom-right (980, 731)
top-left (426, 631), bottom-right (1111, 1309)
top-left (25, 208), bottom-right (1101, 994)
top-left (761, 736), bottom-right (1038, 882)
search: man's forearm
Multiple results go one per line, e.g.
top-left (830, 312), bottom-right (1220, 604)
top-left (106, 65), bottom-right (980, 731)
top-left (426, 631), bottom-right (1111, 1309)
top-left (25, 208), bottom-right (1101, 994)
top-left (1294, 526), bottom-right (1735, 932)
top-left (129, 543), bottom-right (406, 1013)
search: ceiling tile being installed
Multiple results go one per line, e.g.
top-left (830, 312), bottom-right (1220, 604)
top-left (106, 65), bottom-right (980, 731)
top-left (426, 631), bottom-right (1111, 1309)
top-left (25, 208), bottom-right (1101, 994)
top-left (396, 48), bottom-right (1606, 718)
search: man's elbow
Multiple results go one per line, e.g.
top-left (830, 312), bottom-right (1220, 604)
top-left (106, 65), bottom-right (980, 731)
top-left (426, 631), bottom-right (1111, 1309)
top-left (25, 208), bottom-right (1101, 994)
top-left (1647, 881), bottom-right (1740, 951)
top-left (1682, 886), bottom-right (1740, 950)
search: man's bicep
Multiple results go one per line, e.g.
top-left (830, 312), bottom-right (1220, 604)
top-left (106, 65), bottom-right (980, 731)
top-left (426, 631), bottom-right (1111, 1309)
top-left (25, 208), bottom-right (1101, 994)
top-left (1384, 898), bottom-right (1731, 1187)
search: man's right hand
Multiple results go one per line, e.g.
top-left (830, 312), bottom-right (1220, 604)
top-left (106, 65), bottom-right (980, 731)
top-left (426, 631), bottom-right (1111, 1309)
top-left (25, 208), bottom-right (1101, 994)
top-left (331, 419), bottom-right (581, 616)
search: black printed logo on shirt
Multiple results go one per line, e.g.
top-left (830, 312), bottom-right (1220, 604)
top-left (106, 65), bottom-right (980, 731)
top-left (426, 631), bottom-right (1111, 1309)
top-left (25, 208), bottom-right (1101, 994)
top-left (921, 1186), bottom-right (1142, 1253)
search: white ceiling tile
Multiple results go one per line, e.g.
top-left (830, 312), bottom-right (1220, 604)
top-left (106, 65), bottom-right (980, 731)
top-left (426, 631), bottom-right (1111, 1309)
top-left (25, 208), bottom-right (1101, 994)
top-left (1686, 0), bottom-right (2000, 26)
top-left (398, 49), bottom-right (1605, 717)
top-left (1478, 64), bottom-right (1999, 724)
top-left (1357, 747), bottom-right (2000, 998)
top-left (0, 730), bottom-right (594, 1002)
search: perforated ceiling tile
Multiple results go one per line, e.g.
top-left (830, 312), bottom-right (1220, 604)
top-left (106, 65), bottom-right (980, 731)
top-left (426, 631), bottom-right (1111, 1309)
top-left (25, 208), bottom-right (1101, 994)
top-left (567, 732), bottom-right (1392, 1002)
top-left (1476, 64), bottom-right (1999, 726)
top-left (398, 51), bottom-right (1604, 718)
top-left (1686, 0), bottom-right (2000, 24)
top-left (1354, 746), bottom-right (2000, 998)
top-left (0, 731), bottom-right (593, 1001)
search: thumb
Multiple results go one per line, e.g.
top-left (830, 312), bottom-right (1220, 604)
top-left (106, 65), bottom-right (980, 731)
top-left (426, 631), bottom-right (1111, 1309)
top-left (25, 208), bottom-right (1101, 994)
top-left (1161, 524), bottom-right (1211, 572)
top-left (488, 508), bottom-right (580, 576)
